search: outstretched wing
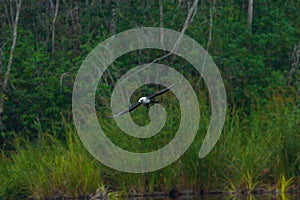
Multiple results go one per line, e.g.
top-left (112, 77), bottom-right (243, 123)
top-left (106, 102), bottom-right (142, 118)
top-left (147, 84), bottom-right (174, 99)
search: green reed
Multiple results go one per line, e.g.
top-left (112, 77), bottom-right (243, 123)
top-left (0, 90), bottom-right (299, 199)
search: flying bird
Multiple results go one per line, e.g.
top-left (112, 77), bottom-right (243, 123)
top-left (106, 84), bottom-right (174, 118)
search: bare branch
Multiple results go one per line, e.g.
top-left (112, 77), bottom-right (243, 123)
top-left (159, 0), bottom-right (164, 46)
top-left (51, 0), bottom-right (59, 56)
top-left (199, 0), bottom-right (216, 76)
top-left (207, 0), bottom-right (216, 53)
top-left (59, 72), bottom-right (70, 92)
top-left (171, 0), bottom-right (182, 24)
top-left (0, 0), bottom-right (22, 129)
top-left (117, 0), bottom-right (199, 83)
top-left (3, 1), bottom-right (13, 34)
top-left (98, 0), bottom-right (199, 88)
top-left (247, 0), bottom-right (253, 33)
top-left (73, 1), bottom-right (81, 30)
top-left (181, 0), bottom-right (198, 36)
top-left (287, 44), bottom-right (300, 86)
top-left (0, 47), bottom-right (3, 77)
top-left (9, 0), bottom-right (14, 27)
top-left (109, 1), bottom-right (117, 34)
top-left (151, 0), bottom-right (199, 63)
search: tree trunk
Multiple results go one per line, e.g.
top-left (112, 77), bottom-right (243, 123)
top-left (0, 0), bottom-right (22, 130)
top-left (50, 0), bottom-right (59, 56)
top-left (287, 44), bottom-right (300, 86)
top-left (247, 0), bottom-right (253, 33)
top-left (207, 0), bottom-right (216, 53)
top-left (159, 0), bottom-right (164, 46)
top-left (109, 0), bottom-right (117, 34)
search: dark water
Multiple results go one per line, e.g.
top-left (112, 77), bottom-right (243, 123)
top-left (128, 194), bottom-right (299, 200)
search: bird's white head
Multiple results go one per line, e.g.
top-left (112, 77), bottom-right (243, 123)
top-left (138, 97), bottom-right (150, 104)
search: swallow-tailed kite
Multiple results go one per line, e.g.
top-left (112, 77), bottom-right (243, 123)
top-left (106, 84), bottom-right (174, 118)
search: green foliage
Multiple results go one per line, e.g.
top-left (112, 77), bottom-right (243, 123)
top-left (0, 0), bottom-right (299, 198)
top-left (0, 0), bottom-right (299, 139)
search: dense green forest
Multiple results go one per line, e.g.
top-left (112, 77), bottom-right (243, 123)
top-left (0, 0), bottom-right (299, 199)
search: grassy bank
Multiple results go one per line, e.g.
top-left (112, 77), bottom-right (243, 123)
top-left (0, 91), bottom-right (299, 199)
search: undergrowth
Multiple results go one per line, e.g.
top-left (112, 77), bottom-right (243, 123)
top-left (0, 91), bottom-right (299, 199)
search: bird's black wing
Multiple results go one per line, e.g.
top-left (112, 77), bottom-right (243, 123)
top-left (106, 102), bottom-right (142, 118)
top-left (147, 84), bottom-right (174, 99)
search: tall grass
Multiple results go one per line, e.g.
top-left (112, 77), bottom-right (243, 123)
top-left (0, 90), bottom-right (299, 198)
top-left (0, 129), bottom-right (104, 199)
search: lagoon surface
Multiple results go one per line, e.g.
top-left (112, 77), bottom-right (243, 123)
top-left (127, 194), bottom-right (299, 200)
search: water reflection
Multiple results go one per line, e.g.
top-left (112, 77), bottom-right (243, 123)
top-left (128, 193), bottom-right (299, 200)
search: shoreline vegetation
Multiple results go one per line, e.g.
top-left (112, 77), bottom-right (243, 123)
top-left (1, 90), bottom-right (299, 199)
